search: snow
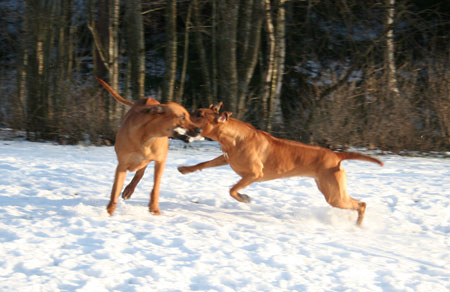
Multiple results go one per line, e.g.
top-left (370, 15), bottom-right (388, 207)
top-left (0, 139), bottom-right (449, 291)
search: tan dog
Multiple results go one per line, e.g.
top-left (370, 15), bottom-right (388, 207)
top-left (97, 78), bottom-right (201, 215)
top-left (178, 103), bottom-right (383, 226)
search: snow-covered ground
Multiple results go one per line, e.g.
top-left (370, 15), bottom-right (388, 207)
top-left (0, 139), bottom-right (449, 292)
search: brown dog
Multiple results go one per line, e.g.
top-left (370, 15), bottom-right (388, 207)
top-left (97, 78), bottom-right (201, 215)
top-left (178, 103), bottom-right (383, 226)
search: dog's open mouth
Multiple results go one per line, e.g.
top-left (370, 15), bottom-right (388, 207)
top-left (172, 127), bottom-right (204, 143)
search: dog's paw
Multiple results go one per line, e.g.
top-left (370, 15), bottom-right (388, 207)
top-left (177, 166), bottom-right (193, 174)
top-left (238, 193), bottom-right (251, 203)
top-left (106, 202), bottom-right (117, 216)
top-left (150, 208), bottom-right (161, 216)
top-left (122, 185), bottom-right (134, 200)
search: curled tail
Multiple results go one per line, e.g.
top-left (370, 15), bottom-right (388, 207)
top-left (96, 77), bottom-right (134, 106)
top-left (336, 152), bottom-right (384, 166)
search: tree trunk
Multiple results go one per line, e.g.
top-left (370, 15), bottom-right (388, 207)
top-left (193, 0), bottom-right (213, 105)
top-left (261, 0), bottom-right (276, 129)
top-left (90, 0), bottom-right (109, 125)
top-left (16, 5), bottom-right (29, 127)
top-left (385, 0), bottom-right (399, 97)
top-left (267, 0), bottom-right (286, 132)
top-left (109, 0), bottom-right (120, 89)
top-left (236, 0), bottom-right (264, 118)
top-left (260, 0), bottom-right (286, 132)
top-left (109, 0), bottom-right (120, 117)
top-left (126, 0), bottom-right (146, 101)
top-left (89, 0), bottom-right (108, 78)
top-left (24, 1), bottom-right (54, 139)
top-left (217, 0), bottom-right (239, 113)
top-left (88, 0), bottom-right (120, 135)
top-left (54, 0), bottom-right (73, 129)
top-left (211, 0), bottom-right (218, 101)
top-left (176, 3), bottom-right (193, 104)
top-left (163, 0), bottom-right (177, 102)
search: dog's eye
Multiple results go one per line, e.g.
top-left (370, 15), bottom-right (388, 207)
top-left (180, 115), bottom-right (186, 121)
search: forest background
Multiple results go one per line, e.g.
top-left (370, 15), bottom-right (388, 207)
top-left (0, 0), bottom-right (449, 152)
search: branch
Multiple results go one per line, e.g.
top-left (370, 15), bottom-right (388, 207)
top-left (141, 7), bottom-right (164, 15)
top-left (87, 22), bottom-right (110, 71)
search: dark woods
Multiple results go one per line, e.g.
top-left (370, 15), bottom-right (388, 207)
top-left (0, 0), bottom-right (449, 151)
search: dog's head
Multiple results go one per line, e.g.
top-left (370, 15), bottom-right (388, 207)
top-left (138, 102), bottom-right (202, 143)
top-left (190, 102), bottom-right (232, 139)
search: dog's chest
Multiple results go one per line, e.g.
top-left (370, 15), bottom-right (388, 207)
top-left (222, 151), bottom-right (229, 161)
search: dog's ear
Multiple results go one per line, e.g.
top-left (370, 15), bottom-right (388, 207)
top-left (217, 111), bottom-right (231, 123)
top-left (140, 105), bottom-right (165, 114)
top-left (145, 98), bottom-right (160, 105)
top-left (209, 102), bottom-right (223, 114)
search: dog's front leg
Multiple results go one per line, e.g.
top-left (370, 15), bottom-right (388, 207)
top-left (149, 160), bottom-right (166, 215)
top-left (178, 155), bottom-right (228, 174)
top-left (107, 165), bottom-right (127, 215)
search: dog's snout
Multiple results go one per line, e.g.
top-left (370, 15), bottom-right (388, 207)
top-left (186, 126), bottom-right (202, 137)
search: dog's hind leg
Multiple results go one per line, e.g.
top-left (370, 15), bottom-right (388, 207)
top-left (122, 166), bottom-right (147, 200)
top-left (229, 174), bottom-right (262, 203)
top-left (315, 169), bottom-right (366, 226)
top-left (107, 165), bottom-right (127, 215)
top-left (228, 160), bottom-right (264, 203)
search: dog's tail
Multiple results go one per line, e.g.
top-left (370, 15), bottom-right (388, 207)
top-left (96, 77), bottom-right (134, 106)
top-left (336, 152), bottom-right (384, 166)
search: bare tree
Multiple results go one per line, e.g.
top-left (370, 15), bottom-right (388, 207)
top-left (19, 1), bottom-right (75, 139)
top-left (16, 2), bottom-right (28, 128)
top-left (3, 0), bottom-right (449, 151)
top-left (88, 0), bottom-right (120, 123)
top-left (176, 2), bottom-right (193, 104)
top-left (217, 0), bottom-right (239, 112)
top-left (163, 0), bottom-right (177, 102)
top-left (193, 0), bottom-right (213, 105)
top-left (385, 0), bottom-right (399, 96)
top-left (126, 0), bottom-right (146, 100)
top-left (236, 0), bottom-right (264, 119)
top-left (215, 0), bottom-right (267, 118)
top-left (23, 1), bottom-right (55, 138)
top-left (260, 0), bottom-right (286, 131)
top-left (53, 0), bottom-right (74, 129)
top-left (109, 0), bottom-right (120, 92)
